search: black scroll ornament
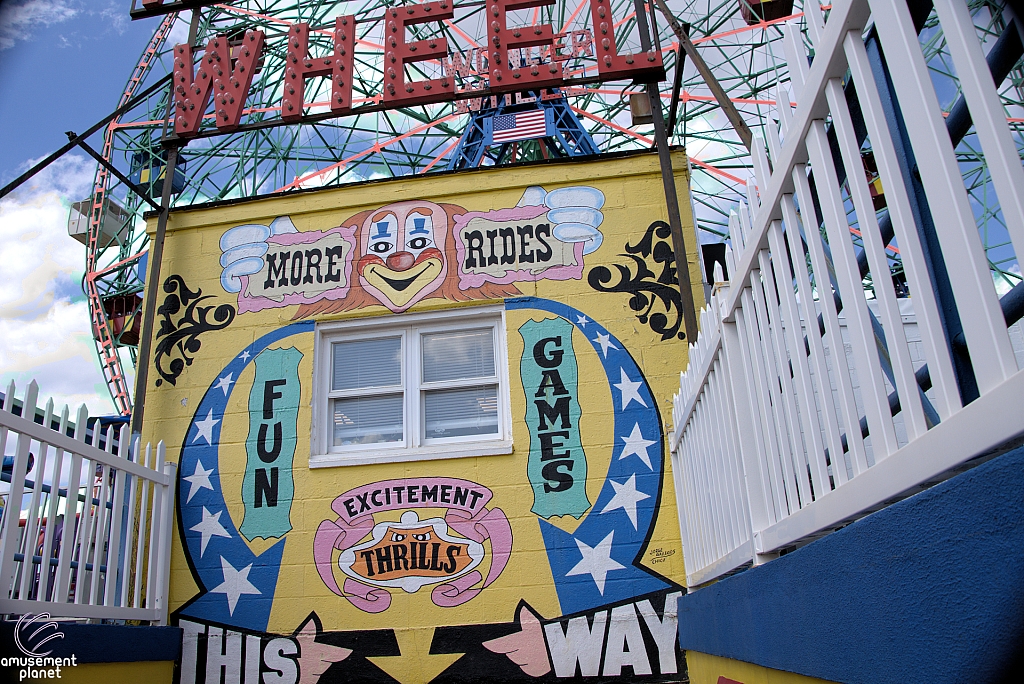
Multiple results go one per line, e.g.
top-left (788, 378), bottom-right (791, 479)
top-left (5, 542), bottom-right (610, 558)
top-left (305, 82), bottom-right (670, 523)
top-left (153, 275), bottom-right (236, 387)
top-left (587, 220), bottom-right (686, 341)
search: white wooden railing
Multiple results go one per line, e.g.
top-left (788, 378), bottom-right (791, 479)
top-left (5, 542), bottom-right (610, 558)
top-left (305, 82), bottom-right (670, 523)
top-left (671, 0), bottom-right (1024, 588)
top-left (0, 381), bottom-right (175, 623)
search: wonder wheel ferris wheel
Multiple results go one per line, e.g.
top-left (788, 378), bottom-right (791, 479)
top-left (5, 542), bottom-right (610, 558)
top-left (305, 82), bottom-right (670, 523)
top-left (81, 0), bottom-right (1023, 413)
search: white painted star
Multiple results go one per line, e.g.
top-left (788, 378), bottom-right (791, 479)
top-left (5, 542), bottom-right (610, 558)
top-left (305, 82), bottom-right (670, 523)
top-left (183, 458), bottom-right (215, 503)
top-left (576, 314), bottom-right (590, 328)
top-left (214, 373), bottom-right (234, 396)
top-left (192, 409), bottom-right (220, 445)
top-left (619, 423), bottom-right (656, 470)
top-left (566, 531), bottom-right (624, 595)
top-left (600, 474), bottom-right (651, 530)
top-left (190, 507), bottom-right (231, 557)
top-left (239, 350), bottom-right (252, 362)
top-left (210, 556), bottom-right (261, 616)
top-left (613, 368), bottom-right (646, 409)
top-left (593, 331), bottom-right (619, 358)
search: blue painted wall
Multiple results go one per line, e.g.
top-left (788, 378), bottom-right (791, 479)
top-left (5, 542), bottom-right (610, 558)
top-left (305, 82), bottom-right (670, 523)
top-left (677, 444), bottom-right (1024, 684)
top-left (0, 623), bottom-right (181, 663)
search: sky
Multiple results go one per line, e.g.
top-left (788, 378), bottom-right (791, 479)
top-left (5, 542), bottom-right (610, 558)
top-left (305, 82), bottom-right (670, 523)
top-left (0, 0), bottom-right (175, 417)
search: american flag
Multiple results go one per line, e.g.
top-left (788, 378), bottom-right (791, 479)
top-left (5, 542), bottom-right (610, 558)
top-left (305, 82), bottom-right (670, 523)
top-left (492, 110), bottom-right (548, 143)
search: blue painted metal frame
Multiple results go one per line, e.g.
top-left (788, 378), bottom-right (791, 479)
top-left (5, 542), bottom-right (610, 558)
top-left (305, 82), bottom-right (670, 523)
top-left (446, 90), bottom-right (599, 170)
top-left (677, 442), bottom-right (1024, 684)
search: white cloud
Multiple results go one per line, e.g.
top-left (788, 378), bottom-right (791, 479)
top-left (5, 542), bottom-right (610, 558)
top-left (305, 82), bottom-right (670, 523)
top-left (0, 301), bottom-right (118, 414)
top-left (995, 263), bottom-right (1022, 296)
top-left (99, 1), bottom-right (129, 36)
top-left (0, 153), bottom-right (117, 416)
top-left (167, 11), bottom-right (192, 47)
top-left (0, 0), bottom-right (79, 51)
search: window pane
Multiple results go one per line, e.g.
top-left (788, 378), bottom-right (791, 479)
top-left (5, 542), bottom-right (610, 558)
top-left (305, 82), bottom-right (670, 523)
top-left (422, 329), bottom-right (495, 383)
top-left (333, 337), bottom-right (401, 390)
top-left (333, 395), bottom-right (403, 445)
top-left (424, 385), bottom-right (499, 439)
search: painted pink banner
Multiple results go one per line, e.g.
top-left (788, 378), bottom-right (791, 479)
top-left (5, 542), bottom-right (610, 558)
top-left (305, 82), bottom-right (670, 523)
top-left (313, 478), bottom-right (513, 613)
top-left (453, 205), bottom-right (585, 289)
top-left (237, 225), bottom-right (357, 314)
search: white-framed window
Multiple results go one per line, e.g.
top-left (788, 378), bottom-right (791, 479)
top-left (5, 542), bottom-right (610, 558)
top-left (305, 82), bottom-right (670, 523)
top-left (311, 305), bottom-right (512, 467)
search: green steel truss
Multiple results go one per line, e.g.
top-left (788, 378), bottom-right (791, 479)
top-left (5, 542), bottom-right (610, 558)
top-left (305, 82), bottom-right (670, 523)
top-left (84, 0), bottom-right (1024, 408)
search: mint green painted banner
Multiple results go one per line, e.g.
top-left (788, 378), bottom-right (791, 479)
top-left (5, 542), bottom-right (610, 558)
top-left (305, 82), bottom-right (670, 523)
top-left (240, 347), bottom-right (302, 541)
top-left (519, 317), bottom-right (591, 519)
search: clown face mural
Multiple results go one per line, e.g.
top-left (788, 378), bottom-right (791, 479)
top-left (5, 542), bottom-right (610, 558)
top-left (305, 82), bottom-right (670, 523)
top-left (219, 186), bottom-right (606, 317)
top-left (356, 201), bottom-right (450, 311)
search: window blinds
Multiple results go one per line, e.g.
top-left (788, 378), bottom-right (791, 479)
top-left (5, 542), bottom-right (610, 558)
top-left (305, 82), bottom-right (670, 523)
top-left (333, 395), bottom-right (403, 445)
top-left (424, 386), bottom-right (499, 439)
top-left (422, 329), bottom-right (494, 383)
top-left (332, 336), bottom-right (402, 390)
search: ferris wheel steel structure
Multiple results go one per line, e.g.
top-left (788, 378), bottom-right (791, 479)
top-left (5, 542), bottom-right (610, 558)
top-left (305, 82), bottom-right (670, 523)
top-left (85, 0), bottom-right (1024, 412)
top-left (85, 12), bottom-right (178, 416)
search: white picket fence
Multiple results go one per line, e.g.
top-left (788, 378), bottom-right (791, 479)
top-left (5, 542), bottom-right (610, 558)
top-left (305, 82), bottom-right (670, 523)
top-left (0, 381), bottom-right (175, 623)
top-left (671, 0), bottom-right (1024, 587)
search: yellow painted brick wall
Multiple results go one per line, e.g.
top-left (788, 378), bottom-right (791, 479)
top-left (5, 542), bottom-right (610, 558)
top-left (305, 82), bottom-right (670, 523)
top-left (685, 652), bottom-right (840, 684)
top-left (144, 151), bottom-right (702, 683)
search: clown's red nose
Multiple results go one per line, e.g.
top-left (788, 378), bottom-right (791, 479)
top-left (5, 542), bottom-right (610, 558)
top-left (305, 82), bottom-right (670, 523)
top-left (386, 251), bottom-right (415, 271)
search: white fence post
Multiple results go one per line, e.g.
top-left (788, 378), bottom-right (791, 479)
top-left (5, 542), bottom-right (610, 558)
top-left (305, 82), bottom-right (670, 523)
top-left (670, 0), bottom-right (1024, 588)
top-left (0, 381), bottom-right (38, 594)
top-left (0, 380), bottom-right (174, 622)
top-left (156, 447), bottom-right (176, 625)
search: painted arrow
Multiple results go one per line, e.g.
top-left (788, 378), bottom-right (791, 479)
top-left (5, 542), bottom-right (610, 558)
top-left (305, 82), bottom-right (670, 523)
top-left (506, 297), bottom-right (674, 615)
top-left (175, 321), bottom-right (314, 630)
